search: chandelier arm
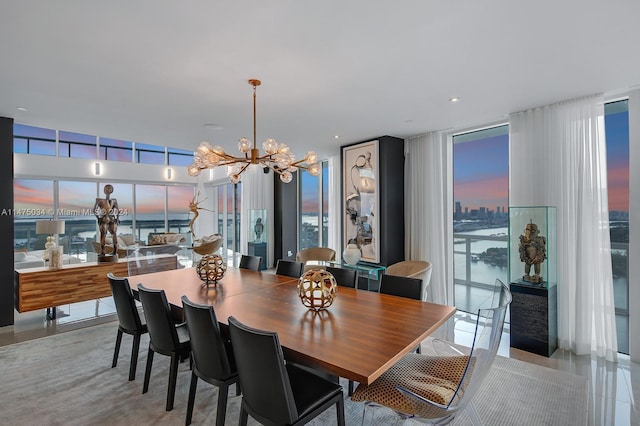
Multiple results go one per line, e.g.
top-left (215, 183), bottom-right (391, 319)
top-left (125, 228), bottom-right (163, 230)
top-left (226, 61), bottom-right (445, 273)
top-left (217, 159), bottom-right (249, 167)
top-left (290, 159), bottom-right (314, 171)
top-left (237, 162), bottom-right (252, 175)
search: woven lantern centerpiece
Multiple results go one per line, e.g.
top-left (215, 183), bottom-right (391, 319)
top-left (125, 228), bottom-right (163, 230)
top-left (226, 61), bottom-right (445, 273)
top-left (297, 269), bottom-right (338, 311)
top-left (196, 254), bottom-right (227, 285)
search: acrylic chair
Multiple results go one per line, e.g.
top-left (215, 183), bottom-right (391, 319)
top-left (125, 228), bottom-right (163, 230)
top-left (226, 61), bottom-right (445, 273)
top-left (275, 259), bottom-right (304, 278)
top-left (385, 260), bottom-right (432, 301)
top-left (239, 254), bottom-right (262, 271)
top-left (325, 266), bottom-right (359, 288)
top-left (107, 273), bottom-right (148, 381)
top-left (182, 296), bottom-right (239, 426)
top-left (138, 284), bottom-right (191, 411)
top-left (295, 247), bottom-right (336, 272)
top-left (228, 316), bottom-right (345, 426)
top-left (352, 279), bottom-right (512, 425)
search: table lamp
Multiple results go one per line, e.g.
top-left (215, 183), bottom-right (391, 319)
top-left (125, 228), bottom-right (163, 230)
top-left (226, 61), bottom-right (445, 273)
top-left (36, 219), bottom-right (66, 260)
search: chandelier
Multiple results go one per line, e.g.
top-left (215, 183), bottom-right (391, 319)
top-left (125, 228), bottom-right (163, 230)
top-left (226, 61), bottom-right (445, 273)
top-left (187, 79), bottom-right (321, 183)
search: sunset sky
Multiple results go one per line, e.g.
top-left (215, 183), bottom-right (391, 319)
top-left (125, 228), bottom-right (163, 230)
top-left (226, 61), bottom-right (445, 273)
top-left (453, 103), bottom-right (629, 214)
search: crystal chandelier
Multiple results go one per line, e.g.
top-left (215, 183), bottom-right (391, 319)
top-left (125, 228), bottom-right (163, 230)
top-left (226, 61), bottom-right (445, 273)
top-left (187, 79), bottom-right (321, 183)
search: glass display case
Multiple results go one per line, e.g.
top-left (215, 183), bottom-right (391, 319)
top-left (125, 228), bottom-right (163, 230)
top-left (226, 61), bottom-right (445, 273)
top-left (248, 209), bottom-right (267, 270)
top-left (508, 206), bottom-right (557, 288)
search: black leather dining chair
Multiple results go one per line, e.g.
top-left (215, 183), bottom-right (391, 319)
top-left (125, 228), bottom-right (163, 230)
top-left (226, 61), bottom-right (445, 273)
top-left (325, 266), bottom-right (358, 288)
top-left (379, 274), bottom-right (423, 301)
top-left (239, 254), bottom-right (262, 271)
top-left (275, 259), bottom-right (304, 278)
top-left (138, 284), bottom-right (191, 412)
top-left (182, 296), bottom-right (239, 426)
top-left (228, 316), bottom-right (345, 426)
top-left (107, 273), bottom-right (148, 381)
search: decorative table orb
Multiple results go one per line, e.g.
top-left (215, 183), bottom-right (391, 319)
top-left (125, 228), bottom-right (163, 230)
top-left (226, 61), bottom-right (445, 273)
top-left (297, 269), bottom-right (338, 311)
top-left (342, 243), bottom-right (361, 265)
top-left (196, 254), bottom-right (227, 285)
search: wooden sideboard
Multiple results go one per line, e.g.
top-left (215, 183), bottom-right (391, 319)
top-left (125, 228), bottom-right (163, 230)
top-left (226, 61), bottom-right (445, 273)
top-left (15, 255), bottom-right (178, 313)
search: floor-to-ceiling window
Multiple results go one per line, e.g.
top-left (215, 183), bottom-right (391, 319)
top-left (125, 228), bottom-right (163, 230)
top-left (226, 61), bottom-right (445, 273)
top-left (210, 182), bottom-right (241, 266)
top-left (298, 161), bottom-right (330, 250)
top-left (167, 185), bottom-right (196, 245)
top-left (605, 99), bottom-right (630, 354)
top-left (134, 184), bottom-right (167, 244)
top-left (452, 125), bottom-right (509, 313)
top-left (13, 179), bottom-right (54, 251)
top-left (58, 181), bottom-right (99, 259)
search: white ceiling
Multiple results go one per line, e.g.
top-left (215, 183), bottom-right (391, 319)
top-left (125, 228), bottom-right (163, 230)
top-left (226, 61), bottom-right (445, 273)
top-left (2, 1), bottom-right (639, 160)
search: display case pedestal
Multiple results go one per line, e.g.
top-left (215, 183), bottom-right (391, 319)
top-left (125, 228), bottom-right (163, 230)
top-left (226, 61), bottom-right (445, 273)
top-left (509, 280), bottom-right (557, 357)
top-left (248, 242), bottom-right (267, 271)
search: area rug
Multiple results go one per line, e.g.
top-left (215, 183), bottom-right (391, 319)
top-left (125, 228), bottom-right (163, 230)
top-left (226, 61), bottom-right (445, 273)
top-left (0, 322), bottom-right (588, 425)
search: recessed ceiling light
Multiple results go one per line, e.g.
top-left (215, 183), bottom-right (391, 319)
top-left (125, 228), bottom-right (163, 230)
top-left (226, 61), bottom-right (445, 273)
top-left (449, 97), bottom-right (460, 103)
top-left (334, 135), bottom-right (340, 139)
top-left (16, 106), bottom-right (28, 111)
top-left (203, 123), bottom-right (224, 130)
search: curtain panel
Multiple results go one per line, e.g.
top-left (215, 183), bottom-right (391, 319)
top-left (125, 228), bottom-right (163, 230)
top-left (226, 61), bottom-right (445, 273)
top-left (240, 167), bottom-right (274, 268)
top-left (405, 132), bottom-right (454, 306)
top-left (327, 154), bottom-right (342, 254)
top-left (510, 94), bottom-right (618, 361)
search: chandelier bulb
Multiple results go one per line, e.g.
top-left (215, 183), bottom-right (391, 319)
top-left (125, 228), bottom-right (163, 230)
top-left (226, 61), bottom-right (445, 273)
top-left (305, 151), bottom-right (318, 164)
top-left (280, 171), bottom-right (293, 183)
top-left (308, 163), bottom-right (321, 176)
top-left (238, 137), bottom-right (251, 154)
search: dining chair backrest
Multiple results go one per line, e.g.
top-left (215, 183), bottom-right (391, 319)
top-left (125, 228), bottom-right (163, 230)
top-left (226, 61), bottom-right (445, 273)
top-left (386, 260), bottom-right (432, 300)
top-left (325, 266), bottom-right (358, 288)
top-left (228, 316), bottom-right (298, 424)
top-left (275, 259), bottom-right (304, 278)
top-left (137, 284), bottom-right (181, 354)
top-left (182, 296), bottom-right (233, 380)
top-left (385, 260), bottom-right (431, 278)
top-left (239, 254), bottom-right (262, 271)
top-left (379, 274), bottom-right (422, 300)
top-left (107, 273), bottom-right (143, 332)
top-left (296, 247), bottom-right (336, 271)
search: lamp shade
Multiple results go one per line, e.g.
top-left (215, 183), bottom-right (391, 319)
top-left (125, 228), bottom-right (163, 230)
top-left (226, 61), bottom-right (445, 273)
top-left (36, 220), bottom-right (65, 235)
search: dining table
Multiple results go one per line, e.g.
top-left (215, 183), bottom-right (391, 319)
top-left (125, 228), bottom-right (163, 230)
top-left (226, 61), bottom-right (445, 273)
top-left (127, 266), bottom-right (456, 385)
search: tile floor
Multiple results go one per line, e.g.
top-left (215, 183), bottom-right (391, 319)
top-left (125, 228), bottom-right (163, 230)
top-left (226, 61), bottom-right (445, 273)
top-left (1, 288), bottom-right (638, 425)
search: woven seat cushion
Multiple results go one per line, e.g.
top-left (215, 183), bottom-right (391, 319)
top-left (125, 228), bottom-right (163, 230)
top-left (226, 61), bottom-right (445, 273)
top-left (351, 353), bottom-right (471, 418)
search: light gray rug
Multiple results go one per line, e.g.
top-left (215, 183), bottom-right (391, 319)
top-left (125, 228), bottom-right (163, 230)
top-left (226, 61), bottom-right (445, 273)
top-left (0, 322), bottom-right (588, 425)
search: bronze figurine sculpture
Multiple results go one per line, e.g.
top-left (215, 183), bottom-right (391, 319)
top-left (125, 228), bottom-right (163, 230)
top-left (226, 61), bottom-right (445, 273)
top-left (519, 221), bottom-right (547, 284)
top-left (94, 184), bottom-right (120, 259)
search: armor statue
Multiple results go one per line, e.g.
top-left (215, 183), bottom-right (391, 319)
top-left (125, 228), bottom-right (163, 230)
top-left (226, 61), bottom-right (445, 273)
top-left (519, 222), bottom-right (547, 284)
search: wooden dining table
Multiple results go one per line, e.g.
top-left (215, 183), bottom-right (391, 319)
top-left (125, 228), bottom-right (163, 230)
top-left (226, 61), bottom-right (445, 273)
top-left (127, 267), bottom-right (456, 385)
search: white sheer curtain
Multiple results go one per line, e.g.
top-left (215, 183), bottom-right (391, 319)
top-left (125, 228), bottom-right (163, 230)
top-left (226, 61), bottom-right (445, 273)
top-left (327, 154), bottom-right (342, 254)
top-left (510, 94), bottom-right (618, 361)
top-left (405, 132), bottom-right (454, 306)
top-left (240, 167), bottom-right (274, 268)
